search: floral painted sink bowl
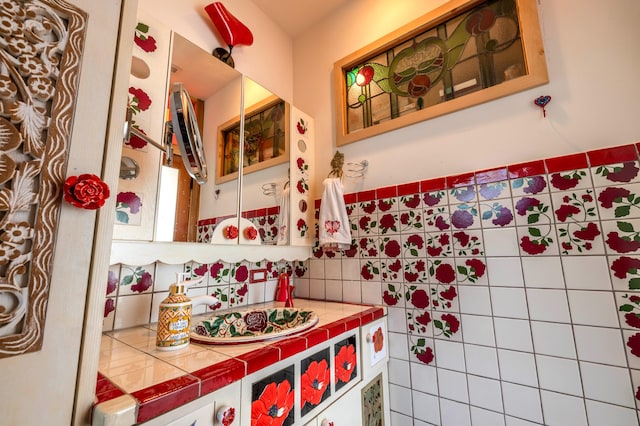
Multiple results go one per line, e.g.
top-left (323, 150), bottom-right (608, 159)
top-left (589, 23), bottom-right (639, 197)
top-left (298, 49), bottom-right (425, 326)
top-left (190, 308), bottom-right (318, 344)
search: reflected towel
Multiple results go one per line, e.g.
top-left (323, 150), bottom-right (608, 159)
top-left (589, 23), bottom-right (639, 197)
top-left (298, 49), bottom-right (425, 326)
top-left (277, 186), bottom-right (290, 245)
top-left (319, 177), bottom-right (351, 251)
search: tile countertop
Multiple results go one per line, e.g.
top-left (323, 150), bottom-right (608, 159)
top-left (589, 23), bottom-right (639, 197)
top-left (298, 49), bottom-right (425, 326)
top-left (94, 299), bottom-right (386, 423)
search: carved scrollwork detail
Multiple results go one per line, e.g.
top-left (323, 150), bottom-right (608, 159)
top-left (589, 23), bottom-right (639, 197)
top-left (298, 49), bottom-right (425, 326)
top-left (0, 0), bottom-right (88, 357)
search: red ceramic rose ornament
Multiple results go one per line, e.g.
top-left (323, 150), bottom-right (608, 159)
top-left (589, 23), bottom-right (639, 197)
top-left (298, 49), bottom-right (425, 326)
top-left (244, 226), bottom-right (258, 240)
top-left (63, 174), bottom-right (110, 210)
top-left (224, 224), bottom-right (239, 239)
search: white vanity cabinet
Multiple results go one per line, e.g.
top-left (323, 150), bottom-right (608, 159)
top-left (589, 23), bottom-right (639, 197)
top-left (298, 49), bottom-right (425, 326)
top-left (141, 381), bottom-right (241, 426)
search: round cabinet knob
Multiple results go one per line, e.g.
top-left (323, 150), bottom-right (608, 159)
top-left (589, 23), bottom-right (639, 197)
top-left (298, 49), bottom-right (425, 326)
top-left (320, 420), bottom-right (334, 426)
top-left (216, 405), bottom-right (236, 426)
top-left (366, 332), bottom-right (372, 343)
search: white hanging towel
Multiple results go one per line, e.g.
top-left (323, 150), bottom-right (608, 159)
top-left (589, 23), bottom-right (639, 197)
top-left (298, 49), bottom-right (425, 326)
top-left (277, 186), bottom-right (290, 245)
top-left (319, 177), bottom-right (351, 251)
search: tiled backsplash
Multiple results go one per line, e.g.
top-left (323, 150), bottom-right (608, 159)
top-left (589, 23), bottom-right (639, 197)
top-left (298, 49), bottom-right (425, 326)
top-left (301, 142), bottom-right (640, 425)
top-left (104, 260), bottom-right (307, 331)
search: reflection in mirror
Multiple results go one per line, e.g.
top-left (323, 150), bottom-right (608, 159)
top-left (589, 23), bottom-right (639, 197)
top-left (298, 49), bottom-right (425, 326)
top-left (119, 157), bottom-right (140, 180)
top-left (240, 78), bottom-right (291, 245)
top-left (155, 32), bottom-right (242, 242)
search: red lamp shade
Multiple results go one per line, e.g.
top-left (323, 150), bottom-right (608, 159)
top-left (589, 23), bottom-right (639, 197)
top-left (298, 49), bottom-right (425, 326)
top-left (204, 2), bottom-right (253, 48)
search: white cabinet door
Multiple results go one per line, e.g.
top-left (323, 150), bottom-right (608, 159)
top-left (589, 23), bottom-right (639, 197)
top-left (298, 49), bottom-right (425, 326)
top-left (313, 383), bottom-right (363, 426)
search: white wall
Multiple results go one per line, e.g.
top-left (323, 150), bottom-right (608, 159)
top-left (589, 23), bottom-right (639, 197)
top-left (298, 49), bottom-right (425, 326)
top-left (293, 0), bottom-right (640, 195)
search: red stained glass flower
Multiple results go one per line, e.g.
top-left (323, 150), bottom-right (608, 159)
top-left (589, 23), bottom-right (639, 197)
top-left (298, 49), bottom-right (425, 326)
top-left (356, 65), bottom-right (374, 86)
top-left (301, 360), bottom-right (330, 406)
top-left (251, 380), bottom-right (294, 426)
top-left (335, 344), bottom-right (357, 383)
top-left (63, 174), bottom-right (110, 210)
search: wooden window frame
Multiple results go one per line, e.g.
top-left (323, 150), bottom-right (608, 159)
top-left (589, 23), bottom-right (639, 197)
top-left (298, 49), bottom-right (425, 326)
top-left (333, 0), bottom-right (548, 146)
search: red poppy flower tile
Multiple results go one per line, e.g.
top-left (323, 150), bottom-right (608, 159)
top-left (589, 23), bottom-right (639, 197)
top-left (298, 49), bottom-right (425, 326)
top-left (358, 213), bottom-right (378, 235)
top-left (400, 193), bottom-right (422, 211)
top-left (591, 161), bottom-right (640, 188)
top-left (300, 348), bottom-right (331, 416)
top-left (251, 367), bottom-right (295, 426)
top-left (401, 232), bottom-right (427, 258)
top-left (358, 200), bottom-right (378, 217)
top-left (335, 336), bottom-right (358, 390)
top-left (382, 283), bottom-right (403, 307)
top-left (380, 259), bottom-right (403, 283)
top-left (616, 292), bottom-right (640, 331)
top-left (403, 259), bottom-right (428, 284)
top-left (429, 284), bottom-right (459, 312)
top-left (513, 193), bottom-right (553, 227)
top-left (602, 219), bottom-right (640, 255)
top-left (360, 260), bottom-right (381, 281)
top-left (378, 196), bottom-right (398, 213)
top-left (455, 258), bottom-right (487, 284)
top-left (548, 169), bottom-right (592, 192)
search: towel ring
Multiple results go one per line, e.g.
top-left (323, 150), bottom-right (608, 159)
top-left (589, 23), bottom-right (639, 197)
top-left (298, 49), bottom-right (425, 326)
top-left (344, 160), bottom-right (368, 178)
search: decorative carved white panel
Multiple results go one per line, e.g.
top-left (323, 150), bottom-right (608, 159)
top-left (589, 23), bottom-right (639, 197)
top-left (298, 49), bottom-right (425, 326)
top-left (0, 0), bottom-right (87, 357)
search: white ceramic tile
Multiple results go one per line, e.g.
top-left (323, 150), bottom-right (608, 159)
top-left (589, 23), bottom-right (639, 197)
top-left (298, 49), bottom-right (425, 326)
top-left (440, 398), bottom-right (471, 426)
top-left (585, 399), bottom-right (639, 426)
top-left (567, 290), bottom-right (620, 327)
top-left (580, 361), bottom-right (635, 407)
top-left (464, 344), bottom-right (500, 379)
top-left (114, 293), bottom-right (152, 329)
top-left (264, 279), bottom-right (277, 302)
top-left (118, 264), bottom-right (155, 296)
top-left (324, 259), bottom-right (342, 280)
top-left (410, 362), bottom-right (438, 395)
top-left (341, 258), bottom-right (361, 281)
top-left (504, 416), bottom-right (542, 426)
top-left (388, 307), bottom-right (407, 333)
top-left (294, 277), bottom-right (310, 298)
top-left (389, 331), bottom-right (409, 360)
top-left (461, 314), bottom-right (495, 346)
top-left (388, 383), bottom-right (413, 416)
top-left (526, 288), bottom-right (570, 322)
top-left (490, 287), bottom-right (529, 319)
top-left (483, 228), bottom-right (520, 257)
top-left (540, 390), bottom-right (588, 426)
top-left (521, 256), bottom-right (565, 288)
top-left (467, 375), bottom-right (503, 412)
top-left (154, 263), bottom-right (184, 292)
top-left (389, 411), bottom-right (413, 426)
top-left (361, 281), bottom-right (382, 305)
top-left (562, 256), bottom-right (612, 290)
top-left (535, 355), bottom-right (583, 396)
top-left (458, 285), bottom-right (493, 315)
top-left (308, 278), bottom-right (326, 299)
top-left (308, 259), bottom-right (325, 279)
top-left (530, 321), bottom-right (577, 358)
top-left (573, 325), bottom-right (627, 366)
top-left (411, 390), bottom-right (441, 425)
top-left (413, 420), bottom-right (435, 426)
top-left (341, 280), bottom-right (361, 303)
top-left (498, 349), bottom-right (538, 387)
top-left (471, 406), bottom-right (506, 426)
top-left (494, 318), bottom-right (533, 351)
top-left (325, 279), bottom-right (343, 301)
top-left (389, 358), bottom-right (411, 387)
top-left (486, 257), bottom-right (524, 287)
top-left (437, 368), bottom-right (469, 403)
top-left (434, 339), bottom-right (466, 372)
top-left (501, 382), bottom-right (543, 423)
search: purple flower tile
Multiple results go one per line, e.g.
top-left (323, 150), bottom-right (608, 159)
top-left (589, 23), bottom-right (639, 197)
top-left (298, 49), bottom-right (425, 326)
top-left (510, 175), bottom-right (549, 197)
top-left (424, 205), bottom-right (450, 233)
top-left (450, 203), bottom-right (480, 229)
top-left (477, 181), bottom-right (510, 201)
top-left (479, 200), bottom-right (515, 228)
top-left (450, 185), bottom-right (477, 203)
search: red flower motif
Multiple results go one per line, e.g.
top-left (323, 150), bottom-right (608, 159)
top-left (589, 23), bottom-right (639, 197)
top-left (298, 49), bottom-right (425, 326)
top-left (440, 286), bottom-right (457, 301)
top-left (362, 201), bottom-right (376, 214)
top-left (441, 313), bottom-right (460, 333)
top-left (128, 87), bottom-right (151, 111)
top-left (378, 199), bottom-right (393, 211)
top-left (379, 214), bottom-right (396, 230)
top-left (373, 327), bottom-right (384, 352)
top-left (237, 283), bottom-right (248, 297)
top-left (434, 216), bottom-right (450, 230)
top-left (522, 176), bottom-right (547, 194)
top-left (416, 347), bottom-right (434, 364)
top-left (415, 311), bottom-right (431, 325)
top-left (555, 204), bottom-right (581, 222)
top-left (389, 259), bottom-right (402, 272)
top-left (384, 240), bottom-right (401, 257)
top-left (104, 298), bottom-right (115, 317)
top-left (465, 8), bottom-right (496, 35)
top-left (106, 270), bottom-right (117, 295)
top-left (453, 231), bottom-right (469, 247)
top-left (407, 234), bottom-right (424, 248)
top-left (606, 232), bottom-right (640, 253)
top-left (492, 207), bottom-right (514, 226)
top-left (356, 65), bottom-right (374, 86)
top-left (134, 34), bottom-right (157, 52)
top-left (598, 187), bottom-right (631, 208)
top-left (244, 311), bottom-right (267, 332)
top-left (435, 263), bottom-right (456, 284)
top-left (63, 174), bottom-right (110, 210)
top-left (465, 258), bottom-right (486, 278)
top-left (361, 265), bottom-right (374, 280)
top-left (251, 381), bottom-right (295, 426)
top-left (427, 246), bottom-right (443, 257)
top-left (335, 344), bottom-right (357, 383)
top-left (131, 271), bottom-right (152, 293)
top-left (224, 225), bottom-right (239, 239)
top-left (408, 74), bottom-right (431, 97)
top-left (301, 360), bottom-right (330, 406)
top-left (411, 289), bottom-right (430, 309)
top-left (404, 195), bottom-right (420, 209)
top-left (210, 262), bottom-right (224, 278)
top-left (116, 191), bottom-right (141, 214)
top-left (383, 291), bottom-right (398, 306)
top-left (244, 226), bottom-right (258, 240)
top-left (611, 256), bottom-right (640, 279)
top-left (451, 210), bottom-right (474, 229)
top-left (515, 197), bottom-right (540, 215)
top-left (296, 157), bottom-right (306, 170)
top-left (550, 173), bottom-right (579, 190)
top-left (631, 295), bottom-right (640, 303)
top-left (625, 313), bottom-right (640, 329)
top-left (627, 333), bottom-right (640, 358)
top-left (520, 236), bottom-right (547, 255)
top-left (423, 193), bottom-right (442, 206)
top-left (606, 162), bottom-right (639, 182)
top-left (127, 127), bottom-right (148, 149)
top-left (573, 222), bottom-right (600, 240)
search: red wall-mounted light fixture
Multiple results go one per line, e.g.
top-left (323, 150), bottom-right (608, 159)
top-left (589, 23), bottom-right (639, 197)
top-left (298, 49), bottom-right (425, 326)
top-left (204, 2), bottom-right (253, 68)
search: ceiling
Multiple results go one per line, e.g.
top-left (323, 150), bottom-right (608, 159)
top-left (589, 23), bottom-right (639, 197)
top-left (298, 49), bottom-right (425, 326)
top-left (251, 0), bottom-right (350, 38)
